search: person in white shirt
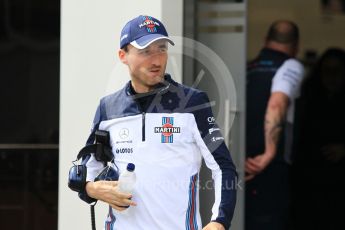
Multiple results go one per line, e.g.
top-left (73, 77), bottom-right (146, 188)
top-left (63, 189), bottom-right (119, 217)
top-left (76, 15), bottom-right (237, 230)
top-left (245, 20), bottom-right (304, 230)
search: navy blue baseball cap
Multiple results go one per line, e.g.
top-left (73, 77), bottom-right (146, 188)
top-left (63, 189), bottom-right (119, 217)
top-left (120, 15), bottom-right (174, 49)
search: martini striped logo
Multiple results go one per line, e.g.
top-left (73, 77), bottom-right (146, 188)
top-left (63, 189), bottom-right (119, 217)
top-left (154, 117), bottom-right (180, 143)
top-left (139, 16), bottom-right (159, 33)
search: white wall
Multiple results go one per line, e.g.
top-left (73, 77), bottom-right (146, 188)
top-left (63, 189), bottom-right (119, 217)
top-left (58, 1), bottom-right (183, 229)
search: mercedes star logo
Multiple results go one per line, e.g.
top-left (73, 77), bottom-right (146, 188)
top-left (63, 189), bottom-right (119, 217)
top-left (119, 128), bottom-right (129, 139)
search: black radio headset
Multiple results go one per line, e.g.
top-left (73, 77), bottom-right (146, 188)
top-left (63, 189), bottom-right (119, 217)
top-left (68, 130), bottom-right (118, 230)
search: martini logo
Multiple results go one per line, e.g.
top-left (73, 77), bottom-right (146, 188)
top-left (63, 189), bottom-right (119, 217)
top-left (139, 16), bottom-right (160, 33)
top-left (154, 117), bottom-right (180, 143)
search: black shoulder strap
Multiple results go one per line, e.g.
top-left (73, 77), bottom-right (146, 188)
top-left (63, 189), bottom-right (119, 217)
top-left (77, 130), bottom-right (113, 163)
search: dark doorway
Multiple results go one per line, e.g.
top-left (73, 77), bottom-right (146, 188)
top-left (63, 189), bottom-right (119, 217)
top-left (0, 0), bottom-right (60, 229)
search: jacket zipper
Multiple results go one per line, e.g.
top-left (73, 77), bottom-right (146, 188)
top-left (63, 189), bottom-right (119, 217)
top-left (142, 112), bottom-right (146, 142)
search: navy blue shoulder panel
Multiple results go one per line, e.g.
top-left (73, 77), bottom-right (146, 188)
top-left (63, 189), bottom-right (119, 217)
top-left (95, 75), bottom-right (206, 117)
top-left (143, 76), bottom-right (203, 114)
top-left (100, 86), bottom-right (141, 120)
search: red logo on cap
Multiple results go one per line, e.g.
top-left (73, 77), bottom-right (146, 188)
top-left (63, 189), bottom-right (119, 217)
top-left (139, 16), bottom-right (159, 33)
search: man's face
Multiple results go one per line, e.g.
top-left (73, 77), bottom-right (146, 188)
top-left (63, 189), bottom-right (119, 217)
top-left (119, 40), bottom-right (168, 93)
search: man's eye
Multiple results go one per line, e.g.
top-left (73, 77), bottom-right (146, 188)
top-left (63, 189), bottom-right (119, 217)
top-left (140, 50), bottom-right (150, 55)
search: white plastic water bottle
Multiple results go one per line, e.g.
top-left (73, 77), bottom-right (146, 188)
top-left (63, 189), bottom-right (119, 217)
top-left (117, 163), bottom-right (136, 213)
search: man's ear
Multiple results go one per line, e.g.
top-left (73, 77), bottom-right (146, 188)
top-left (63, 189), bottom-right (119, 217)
top-left (118, 49), bottom-right (128, 65)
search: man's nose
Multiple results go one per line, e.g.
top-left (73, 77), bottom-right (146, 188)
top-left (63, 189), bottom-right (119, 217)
top-left (150, 53), bottom-right (162, 66)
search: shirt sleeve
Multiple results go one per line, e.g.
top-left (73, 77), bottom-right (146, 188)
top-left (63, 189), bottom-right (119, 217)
top-left (271, 58), bottom-right (305, 100)
top-left (189, 91), bottom-right (238, 229)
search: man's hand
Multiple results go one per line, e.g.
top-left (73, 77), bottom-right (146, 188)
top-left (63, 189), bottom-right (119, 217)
top-left (245, 152), bottom-right (274, 181)
top-left (86, 181), bottom-right (137, 211)
top-left (203, 222), bottom-right (225, 230)
top-left (245, 92), bottom-right (289, 181)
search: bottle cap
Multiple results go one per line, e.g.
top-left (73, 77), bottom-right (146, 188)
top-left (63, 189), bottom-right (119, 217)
top-left (127, 163), bottom-right (135, 172)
